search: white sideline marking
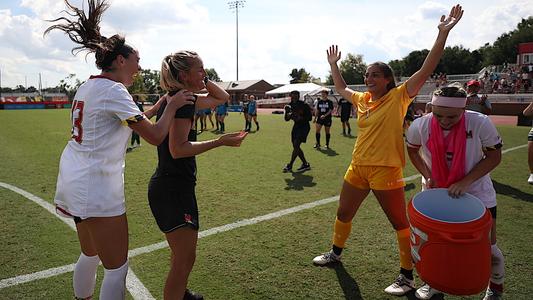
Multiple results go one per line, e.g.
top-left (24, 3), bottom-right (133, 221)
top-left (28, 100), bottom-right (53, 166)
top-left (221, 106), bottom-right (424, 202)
top-left (0, 182), bottom-right (154, 299)
top-left (0, 143), bottom-right (527, 291)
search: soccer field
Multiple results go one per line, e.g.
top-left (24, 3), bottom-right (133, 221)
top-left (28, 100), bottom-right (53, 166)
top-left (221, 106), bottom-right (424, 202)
top-left (0, 109), bottom-right (532, 299)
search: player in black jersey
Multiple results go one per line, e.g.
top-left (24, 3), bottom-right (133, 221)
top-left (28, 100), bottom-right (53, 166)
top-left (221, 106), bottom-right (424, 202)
top-left (337, 97), bottom-right (353, 136)
top-left (314, 89), bottom-right (334, 149)
top-left (148, 51), bottom-right (247, 300)
top-left (283, 90), bottom-right (312, 172)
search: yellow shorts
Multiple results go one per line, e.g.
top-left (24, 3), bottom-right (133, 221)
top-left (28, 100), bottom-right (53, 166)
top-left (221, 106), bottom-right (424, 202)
top-left (344, 164), bottom-right (405, 190)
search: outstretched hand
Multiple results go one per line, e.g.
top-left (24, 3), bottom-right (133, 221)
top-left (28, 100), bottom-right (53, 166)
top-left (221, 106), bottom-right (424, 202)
top-left (438, 4), bottom-right (463, 33)
top-left (327, 45), bottom-right (341, 65)
top-left (218, 131), bottom-right (248, 147)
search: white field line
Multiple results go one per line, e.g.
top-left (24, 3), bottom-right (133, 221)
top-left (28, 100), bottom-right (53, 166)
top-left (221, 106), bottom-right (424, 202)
top-left (0, 143), bottom-right (527, 291)
top-left (0, 182), bottom-right (154, 299)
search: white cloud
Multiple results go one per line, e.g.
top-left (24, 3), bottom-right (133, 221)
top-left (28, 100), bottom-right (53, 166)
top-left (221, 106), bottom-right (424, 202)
top-left (1, 0), bottom-right (532, 88)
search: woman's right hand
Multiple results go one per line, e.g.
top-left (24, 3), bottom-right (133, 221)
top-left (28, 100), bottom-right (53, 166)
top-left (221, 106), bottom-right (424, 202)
top-left (166, 90), bottom-right (196, 110)
top-left (217, 131), bottom-right (248, 147)
top-left (327, 45), bottom-right (341, 66)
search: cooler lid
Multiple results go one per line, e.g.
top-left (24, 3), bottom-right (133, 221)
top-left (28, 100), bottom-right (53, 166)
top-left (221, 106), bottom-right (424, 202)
top-left (412, 188), bottom-right (486, 223)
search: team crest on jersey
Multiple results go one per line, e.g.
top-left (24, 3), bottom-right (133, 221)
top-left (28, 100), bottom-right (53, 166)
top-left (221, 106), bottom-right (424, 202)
top-left (184, 214), bottom-right (193, 223)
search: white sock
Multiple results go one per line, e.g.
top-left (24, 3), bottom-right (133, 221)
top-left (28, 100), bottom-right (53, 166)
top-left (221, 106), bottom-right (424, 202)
top-left (73, 253), bottom-right (100, 299)
top-left (100, 260), bottom-right (128, 300)
top-left (491, 244), bottom-right (505, 285)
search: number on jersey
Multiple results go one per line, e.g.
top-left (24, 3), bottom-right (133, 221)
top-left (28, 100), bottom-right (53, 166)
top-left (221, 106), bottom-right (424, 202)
top-left (71, 100), bottom-right (84, 144)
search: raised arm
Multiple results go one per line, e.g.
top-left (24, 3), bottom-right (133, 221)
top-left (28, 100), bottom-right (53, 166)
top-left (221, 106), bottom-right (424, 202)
top-left (196, 79), bottom-right (230, 110)
top-left (406, 4), bottom-right (463, 98)
top-left (327, 45), bottom-right (356, 101)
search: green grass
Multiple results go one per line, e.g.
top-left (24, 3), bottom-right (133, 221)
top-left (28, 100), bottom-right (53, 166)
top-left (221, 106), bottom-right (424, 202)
top-left (0, 109), bottom-right (532, 299)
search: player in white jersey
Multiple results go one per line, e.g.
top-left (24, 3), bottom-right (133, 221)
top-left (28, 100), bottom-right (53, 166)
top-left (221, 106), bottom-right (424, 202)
top-left (45, 1), bottom-right (194, 299)
top-left (405, 84), bottom-right (505, 300)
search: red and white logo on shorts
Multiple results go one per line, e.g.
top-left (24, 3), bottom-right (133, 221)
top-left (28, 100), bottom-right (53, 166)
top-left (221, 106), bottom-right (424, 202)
top-left (184, 214), bottom-right (192, 223)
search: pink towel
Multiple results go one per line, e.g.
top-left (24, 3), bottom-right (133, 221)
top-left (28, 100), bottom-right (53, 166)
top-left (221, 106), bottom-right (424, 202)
top-left (427, 114), bottom-right (466, 188)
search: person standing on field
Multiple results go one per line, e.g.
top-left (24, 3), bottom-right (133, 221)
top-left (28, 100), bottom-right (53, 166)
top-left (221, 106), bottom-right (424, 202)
top-left (46, 1), bottom-right (194, 299)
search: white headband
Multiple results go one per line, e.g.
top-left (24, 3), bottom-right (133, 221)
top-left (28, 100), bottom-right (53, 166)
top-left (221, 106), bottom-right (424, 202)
top-left (431, 95), bottom-right (466, 108)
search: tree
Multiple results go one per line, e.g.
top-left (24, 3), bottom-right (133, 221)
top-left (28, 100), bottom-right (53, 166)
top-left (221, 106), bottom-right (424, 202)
top-left (205, 68), bottom-right (221, 82)
top-left (325, 53), bottom-right (367, 85)
top-left (388, 59), bottom-right (406, 79)
top-left (438, 46), bottom-right (482, 75)
top-left (57, 74), bottom-right (83, 100)
top-left (289, 68), bottom-right (312, 83)
top-left (482, 17), bottom-right (533, 66)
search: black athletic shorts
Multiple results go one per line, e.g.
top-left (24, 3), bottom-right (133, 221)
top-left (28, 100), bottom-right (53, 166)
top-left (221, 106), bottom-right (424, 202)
top-left (340, 112), bottom-right (351, 122)
top-left (148, 176), bottom-right (199, 233)
top-left (316, 116), bottom-right (332, 127)
top-left (528, 128), bottom-right (533, 141)
top-left (292, 123), bottom-right (310, 143)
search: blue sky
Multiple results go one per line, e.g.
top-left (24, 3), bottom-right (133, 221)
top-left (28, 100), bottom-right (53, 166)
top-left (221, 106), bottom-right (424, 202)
top-left (0, 0), bottom-right (532, 89)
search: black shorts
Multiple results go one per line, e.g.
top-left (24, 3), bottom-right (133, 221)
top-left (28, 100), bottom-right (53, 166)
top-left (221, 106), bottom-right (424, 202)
top-left (148, 177), bottom-right (199, 233)
top-left (316, 117), bottom-right (332, 127)
top-left (248, 113), bottom-right (257, 117)
top-left (528, 128), bottom-right (533, 141)
top-left (292, 124), bottom-right (310, 143)
top-left (340, 113), bottom-right (350, 122)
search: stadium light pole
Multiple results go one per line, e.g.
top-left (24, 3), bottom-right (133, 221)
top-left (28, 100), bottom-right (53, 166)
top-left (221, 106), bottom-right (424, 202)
top-left (228, 0), bottom-right (245, 81)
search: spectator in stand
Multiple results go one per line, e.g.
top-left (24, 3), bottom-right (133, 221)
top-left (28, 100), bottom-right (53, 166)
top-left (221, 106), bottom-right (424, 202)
top-left (466, 80), bottom-right (492, 115)
top-left (524, 102), bottom-right (533, 184)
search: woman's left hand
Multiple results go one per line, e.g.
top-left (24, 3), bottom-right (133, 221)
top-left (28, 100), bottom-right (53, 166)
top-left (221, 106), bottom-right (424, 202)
top-left (438, 4), bottom-right (463, 33)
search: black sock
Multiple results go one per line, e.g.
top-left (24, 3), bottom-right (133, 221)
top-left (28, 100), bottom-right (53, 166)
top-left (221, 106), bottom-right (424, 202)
top-left (221, 122), bottom-right (225, 132)
top-left (316, 133), bottom-right (320, 145)
top-left (400, 268), bottom-right (414, 280)
top-left (255, 121), bottom-right (259, 129)
top-left (332, 245), bottom-right (343, 256)
top-left (326, 133), bottom-right (331, 146)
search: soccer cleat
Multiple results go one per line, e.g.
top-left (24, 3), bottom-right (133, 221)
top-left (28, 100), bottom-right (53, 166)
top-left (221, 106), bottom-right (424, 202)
top-left (528, 173), bottom-right (533, 184)
top-left (325, 145), bottom-right (330, 149)
top-left (282, 164), bottom-right (293, 173)
top-left (384, 274), bottom-right (415, 296)
top-left (313, 144), bottom-right (321, 149)
top-left (483, 287), bottom-right (502, 300)
top-left (296, 163), bottom-right (311, 172)
top-left (415, 283), bottom-right (442, 299)
top-left (312, 250), bottom-right (341, 266)
top-left (183, 289), bottom-right (204, 300)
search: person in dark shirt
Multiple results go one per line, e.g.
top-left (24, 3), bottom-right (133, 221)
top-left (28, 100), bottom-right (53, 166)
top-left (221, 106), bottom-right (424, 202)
top-left (148, 51), bottom-right (247, 300)
top-left (314, 89), bottom-right (334, 149)
top-left (283, 90), bottom-right (312, 172)
top-left (128, 95), bottom-right (144, 150)
top-left (338, 97), bottom-right (353, 136)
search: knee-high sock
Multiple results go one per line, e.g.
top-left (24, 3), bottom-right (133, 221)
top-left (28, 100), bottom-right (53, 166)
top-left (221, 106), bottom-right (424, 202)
top-left (326, 133), bottom-right (331, 146)
top-left (73, 253), bottom-right (100, 299)
top-left (100, 260), bottom-right (128, 300)
top-left (316, 133), bottom-right (321, 145)
top-left (490, 244), bottom-right (505, 286)
top-left (396, 228), bottom-right (413, 270)
top-left (221, 122), bottom-right (225, 132)
top-left (332, 218), bottom-right (352, 248)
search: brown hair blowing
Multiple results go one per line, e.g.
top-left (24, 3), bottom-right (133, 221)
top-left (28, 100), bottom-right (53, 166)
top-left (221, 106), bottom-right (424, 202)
top-left (160, 51), bottom-right (200, 92)
top-left (44, 0), bottom-right (134, 72)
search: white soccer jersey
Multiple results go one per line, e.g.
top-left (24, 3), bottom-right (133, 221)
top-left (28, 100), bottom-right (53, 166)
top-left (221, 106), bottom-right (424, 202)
top-left (406, 110), bottom-right (502, 208)
top-left (54, 76), bottom-right (144, 218)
